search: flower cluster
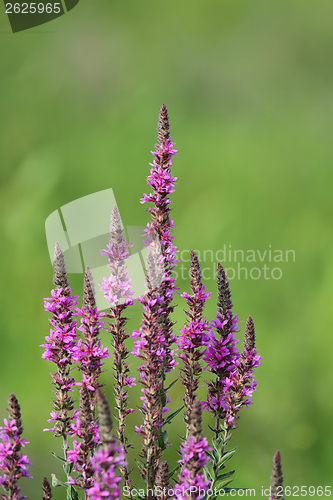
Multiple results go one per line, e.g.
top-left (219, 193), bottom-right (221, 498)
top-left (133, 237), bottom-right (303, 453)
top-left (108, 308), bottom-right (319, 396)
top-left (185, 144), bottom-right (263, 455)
top-left (174, 401), bottom-right (210, 500)
top-left (86, 390), bottom-right (126, 500)
top-left (41, 243), bottom-right (78, 437)
top-left (0, 393), bottom-right (32, 500)
top-left (73, 267), bottom-right (109, 403)
top-left (87, 441), bottom-right (125, 500)
top-left (67, 384), bottom-right (100, 490)
top-left (100, 206), bottom-right (135, 488)
top-left (100, 205), bottom-right (134, 306)
top-left (132, 105), bottom-right (179, 489)
top-left (140, 103), bottom-right (179, 374)
top-left (220, 316), bottom-right (261, 429)
top-left (179, 251), bottom-right (211, 436)
top-left (37, 105), bottom-right (264, 500)
top-left (203, 264), bottom-right (240, 424)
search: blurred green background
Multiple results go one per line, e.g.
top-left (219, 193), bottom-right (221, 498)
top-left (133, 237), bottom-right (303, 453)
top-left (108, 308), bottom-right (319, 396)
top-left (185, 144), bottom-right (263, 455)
top-left (1, 0), bottom-right (333, 498)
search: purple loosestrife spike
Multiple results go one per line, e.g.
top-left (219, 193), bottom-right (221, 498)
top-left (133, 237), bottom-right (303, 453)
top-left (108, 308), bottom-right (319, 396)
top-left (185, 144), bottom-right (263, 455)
top-left (67, 383), bottom-right (97, 490)
top-left (0, 393), bottom-right (32, 500)
top-left (42, 477), bottom-right (52, 500)
top-left (173, 401), bottom-right (211, 500)
top-left (53, 242), bottom-right (69, 290)
top-left (83, 267), bottom-right (96, 312)
top-left (221, 316), bottom-right (261, 430)
top-left (87, 391), bottom-right (125, 500)
top-left (155, 462), bottom-right (170, 500)
top-left (243, 315), bottom-right (255, 353)
top-left (72, 267), bottom-right (109, 410)
top-left (133, 105), bottom-right (178, 495)
top-left (100, 208), bottom-right (135, 487)
top-left (203, 264), bottom-right (239, 435)
top-left (41, 243), bottom-right (78, 439)
top-left (269, 451), bottom-right (285, 500)
top-left (216, 263), bottom-right (233, 316)
top-left (180, 251), bottom-right (211, 437)
top-left (96, 390), bottom-right (113, 443)
top-left (100, 206), bottom-right (134, 306)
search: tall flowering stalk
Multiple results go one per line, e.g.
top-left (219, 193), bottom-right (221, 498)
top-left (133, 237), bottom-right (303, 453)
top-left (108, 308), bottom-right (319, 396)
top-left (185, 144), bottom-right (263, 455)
top-left (174, 401), bottom-right (210, 500)
top-left (132, 105), bottom-right (178, 496)
top-left (269, 451), bottom-right (285, 500)
top-left (202, 265), bottom-right (261, 495)
top-left (67, 383), bottom-right (100, 493)
top-left (203, 263), bottom-right (240, 437)
top-left (86, 390), bottom-right (126, 500)
top-left (99, 206), bottom-right (135, 489)
top-left (221, 316), bottom-right (261, 430)
top-left (0, 393), bottom-right (32, 500)
top-left (67, 267), bottom-right (110, 492)
top-left (180, 251), bottom-right (211, 437)
top-left (73, 267), bottom-right (109, 407)
top-left (41, 243), bottom-right (78, 479)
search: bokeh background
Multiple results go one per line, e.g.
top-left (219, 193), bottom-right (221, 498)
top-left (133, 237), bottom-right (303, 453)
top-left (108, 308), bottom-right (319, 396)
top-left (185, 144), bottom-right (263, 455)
top-left (1, 0), bottom-right (333, 497)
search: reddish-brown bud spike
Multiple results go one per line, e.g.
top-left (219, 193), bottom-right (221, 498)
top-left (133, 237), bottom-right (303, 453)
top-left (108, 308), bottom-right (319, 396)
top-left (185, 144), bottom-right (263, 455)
top-left (83, 267), bottom-right (96, 311)
top-left (97, 389), bottom-right (113, 443)
top-left (155, 461), bottom-right (170, 498)
top-left (79, 383), bottom-right (93, 429)
top-left (190, 250), bottom-right (202, 288)
top-left (7, 393), bottom-right (23, 437)
top-left (42, 476), bottom-right (52, 500)
top-left (53, 243), bottom-right (69, 290)
top-left (270, 450), bottom-right (285, 500)
top-left (188, 400), bottom-right (203, 439)
top-left (157, 104), bottom-right (170, 144)
top-left (243, 316), bottom-right (255, 352)
top-left (216, 263), bottom-right (233, 314)
top-left (110, 205), bottom-right (123, 242)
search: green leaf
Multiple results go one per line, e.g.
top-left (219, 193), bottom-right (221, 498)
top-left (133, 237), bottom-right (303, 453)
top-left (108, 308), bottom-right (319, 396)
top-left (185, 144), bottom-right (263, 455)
top-left (164, 406), bottom-right (184, 424)
top-left (51, 452), bottom-right (66, 463)
top-left (163, 378), bottom-right (178, 393)
top-left (64, 462), bottom-right (74, 475)
top-left (214, 477), bottom-right (234, 490)
top-left (211, 448), bottom-right (219, 462)
top-left (216, 470), bottom-right (235, 481)
top-left (203, 466), bottom-right (214, 481)
top-left (168, 464), bottom-right (180, 478)
top-left (163, 430), bottom-right (169, 445)
top-left (216, 447), bottom-right (237, 469)
top-left (51, 474), bottom-right (67, 488)
top-left (67, 485), bottom-right (79, 500)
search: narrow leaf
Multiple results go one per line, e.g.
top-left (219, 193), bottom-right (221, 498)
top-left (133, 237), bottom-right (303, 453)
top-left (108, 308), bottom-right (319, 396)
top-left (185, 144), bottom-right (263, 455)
top-left (51, 474), bottom-right (67, 488)
top-left (164, 406), bottom-right (184, 425)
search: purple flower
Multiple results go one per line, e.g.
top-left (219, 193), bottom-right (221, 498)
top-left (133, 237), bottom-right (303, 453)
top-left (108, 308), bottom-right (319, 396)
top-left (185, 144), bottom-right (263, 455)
top-left (73, 267), bottom-right (110, 406)
top-left (220, 316), bottom-right (261, 429)
top-left (0, 394), bottom-right (32, 500)
top-left (99, 206), bottom-right (134, 306)
top-left (203, 264), bottom-right (240, 425)
top-left (41, 243), bottom-right (78, 438)
top-left (99, 207), bottom-right (135, 488)
top-left (173, 402), bottom-right (210, 500)
top-left (133, 105), bottom-right (179, 489)
top-left (87, 390), bottom-right (126, 500)
top-left (179, 251), bottom-right (212, 437)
